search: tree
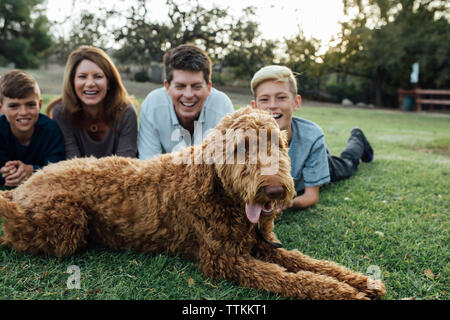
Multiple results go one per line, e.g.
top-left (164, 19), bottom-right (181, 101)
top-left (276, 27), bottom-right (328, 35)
top-left (326, 0), bottom-right (450, 107)
top-left (111, 0), bottom-right (275, 80)
top-left (221, 7), bottom-right (277, 80)
top-left (223, 39), bottom-right (277, 81)
top-left (50, 11), bottom-right (109, 64)
top-left (282, 31), bottom-right (325, 98)
top-left (0, 0), bottom-right (52, 68)
top-left (112, 0), bottom-right (234, 67)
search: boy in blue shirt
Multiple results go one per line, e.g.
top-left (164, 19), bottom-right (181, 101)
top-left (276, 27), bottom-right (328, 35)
top-left (0, 70), bottom-right (65, 187)
top-left (251, 65), bottom-right (373, 211)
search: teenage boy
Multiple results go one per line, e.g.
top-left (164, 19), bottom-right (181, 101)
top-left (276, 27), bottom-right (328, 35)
top-left (138, 44), bottom-right (234, 159)
top-left (251, 65), bottom-right (373, 210)
top-left (0, 70), bottom-right (65, 187)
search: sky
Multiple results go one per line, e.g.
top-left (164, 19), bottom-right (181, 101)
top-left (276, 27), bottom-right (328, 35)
top-left (45, 0), bottom-right (345, 46)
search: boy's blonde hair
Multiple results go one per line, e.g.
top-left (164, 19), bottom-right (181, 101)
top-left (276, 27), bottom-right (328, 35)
top-left (250, 65), bottom-right (298, 97)
top-left (0, 70), bottom-right (41, 103)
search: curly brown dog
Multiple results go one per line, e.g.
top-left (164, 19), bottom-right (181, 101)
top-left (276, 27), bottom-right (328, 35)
top-left (0, 107), bottom-right (385, 300)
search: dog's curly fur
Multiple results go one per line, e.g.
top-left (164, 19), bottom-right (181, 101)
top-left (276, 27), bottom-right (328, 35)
top-left (0, 107), bottom-right (385, 300)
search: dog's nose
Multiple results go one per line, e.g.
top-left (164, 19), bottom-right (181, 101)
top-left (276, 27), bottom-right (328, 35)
top-left (265, 185), bottom-right (284, 199)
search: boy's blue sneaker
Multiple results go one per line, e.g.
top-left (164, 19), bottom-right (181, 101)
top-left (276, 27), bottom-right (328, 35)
top-left (351, 128), bottom-right (374, 162)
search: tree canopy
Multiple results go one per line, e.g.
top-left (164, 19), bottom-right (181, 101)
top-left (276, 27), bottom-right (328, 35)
top-left (325, 0), bottom-right (450, 106)
top-left (2, 0), bottom-right (449, 107)
top-left (0, 0), bottom-right (53, 68)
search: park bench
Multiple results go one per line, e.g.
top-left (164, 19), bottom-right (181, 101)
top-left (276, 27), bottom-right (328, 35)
top-left (398, 88), bottom-right (450, 112)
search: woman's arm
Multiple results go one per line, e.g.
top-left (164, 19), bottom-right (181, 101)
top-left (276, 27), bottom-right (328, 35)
top-left (115, 105), bottom-right (138, 158)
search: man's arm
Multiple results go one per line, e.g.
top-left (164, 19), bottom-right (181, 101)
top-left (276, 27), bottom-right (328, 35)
top-left (138, 99), bottom-right (163, 160)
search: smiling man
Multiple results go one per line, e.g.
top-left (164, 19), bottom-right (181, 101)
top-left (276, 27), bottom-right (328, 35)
top-left (138, 45), bottom-right (234, 160)
top-left (0, 70), bottom-right (65, 187)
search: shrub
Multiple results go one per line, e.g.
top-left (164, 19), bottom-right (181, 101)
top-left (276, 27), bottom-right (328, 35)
top-left (134, 70), bottom-right (150, 82)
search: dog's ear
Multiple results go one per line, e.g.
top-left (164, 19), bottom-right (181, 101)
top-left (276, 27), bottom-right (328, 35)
top-left (192, 161), bottom-right (216, 197)
top-left (233, 106), bottom-right (253, 117)
top-left (212, 168), bottom-right (224, 195)
top-left (280, 130), bottom-right (289, 149)
top-left (214, 107), bottom-right (263, 134)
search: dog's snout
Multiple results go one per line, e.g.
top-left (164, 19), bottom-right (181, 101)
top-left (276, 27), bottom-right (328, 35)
top-left (265, 185), bottom-right (284, 199)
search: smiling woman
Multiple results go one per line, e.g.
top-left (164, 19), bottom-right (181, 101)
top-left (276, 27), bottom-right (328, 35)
top-left (46, 46), bottom-right (138, 159)
top-left (73, 60), bottom-right (109, 111)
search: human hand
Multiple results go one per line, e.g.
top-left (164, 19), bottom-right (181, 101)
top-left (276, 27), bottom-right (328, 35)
top-left (1, 161), bottom-right (34, 187)
top-left (1, 162), bottom-right (18, 179)
top-left (275, 191), bottom-right (297, 214)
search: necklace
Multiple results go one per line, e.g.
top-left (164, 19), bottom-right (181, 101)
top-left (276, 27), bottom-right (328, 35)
top-left (90, 124), bottom-right (98, 133)
top-left (84, 108), bottom-right (102, 133)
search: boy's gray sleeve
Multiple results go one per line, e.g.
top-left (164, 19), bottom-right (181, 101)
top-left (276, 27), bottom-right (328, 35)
top-left (303, 135), bottom-right (330, 187)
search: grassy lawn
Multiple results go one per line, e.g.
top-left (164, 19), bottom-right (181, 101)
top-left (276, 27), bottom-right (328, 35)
top-left (1, 94), bottom-right (449, 300)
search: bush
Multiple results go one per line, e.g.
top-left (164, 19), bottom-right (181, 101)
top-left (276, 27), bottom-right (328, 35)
top-left (134, 70), bottom-right (150, 82)
top-left (0, 55), bottom-right (10, 67)
top-left (325, 82), bottom-right (370, 104)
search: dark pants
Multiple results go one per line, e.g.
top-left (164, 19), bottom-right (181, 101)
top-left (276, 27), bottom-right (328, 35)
top-left (328, 133), bottom-right (365, 183)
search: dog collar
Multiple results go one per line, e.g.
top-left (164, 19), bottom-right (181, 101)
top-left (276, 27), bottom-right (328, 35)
top-left (255, 223), bottom-right (282, 249)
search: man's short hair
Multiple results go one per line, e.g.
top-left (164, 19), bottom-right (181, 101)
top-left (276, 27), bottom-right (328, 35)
top-left (250, 65), bottom-right (298, 97)
top-left (163, 44), bottom-right (212, 84)
top-left (0, 70), bottom-right (41, 103)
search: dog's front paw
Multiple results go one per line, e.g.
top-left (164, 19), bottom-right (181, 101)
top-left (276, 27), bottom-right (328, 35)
top-left (355, 292), bottom-right (370, 300)
top-left (365, 278), bottom-right (386, 299)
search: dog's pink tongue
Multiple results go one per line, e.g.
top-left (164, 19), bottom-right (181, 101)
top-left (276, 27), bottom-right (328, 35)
top-left (245, 203), bottom-right (262, 224)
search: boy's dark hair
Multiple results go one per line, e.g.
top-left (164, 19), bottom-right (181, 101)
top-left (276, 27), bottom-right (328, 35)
top-left (0, 70), bottom-right (40, 103)
top-left (163, 45), bottom-right (212, 84)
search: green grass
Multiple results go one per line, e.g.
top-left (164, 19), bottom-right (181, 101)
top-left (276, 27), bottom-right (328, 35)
top-left (1, 97), bottom-right (449, 300)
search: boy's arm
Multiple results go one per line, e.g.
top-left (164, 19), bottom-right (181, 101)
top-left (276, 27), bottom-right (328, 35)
top-left (1, 160), bottom-right (33, 186)
top-left (0, 121), bottom-right (65, 187)
top-left (283, 134), bottom-right (329, 211)
top-left (277, 186), bottom-right (319, 213)
top-left (42, 122), bottom-right (66, 165)
top-left (291, 186), bottom-right (320, 209)
top-left (0, 141), bottom-right (8, 186)
top-left (0, 128), bottom-right (9, 185)
top-left (0, 132), bottom-right (27, 186)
